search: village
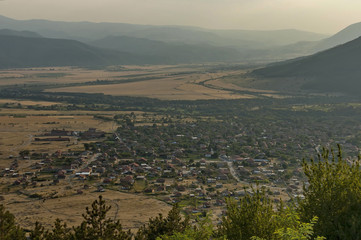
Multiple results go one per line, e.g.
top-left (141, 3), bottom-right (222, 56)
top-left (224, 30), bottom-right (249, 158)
top-left (2, 111), bottom-right (350, 223)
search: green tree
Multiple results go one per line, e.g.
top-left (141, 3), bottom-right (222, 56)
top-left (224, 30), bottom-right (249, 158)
top-left (30, 196), bottom-right (131, 240)
top-left (251, 215), bottom-right (325, 240)
top-left (299, 146), bottom-right (361, 239)
top-left (273, 216), bottom-right (325, 240)
top-left (135, 204), bottom-right (190, 240)
top-left (247, 207), bottom-right (326, 240)
top-left (46, 219), bottom-right (71, 240)
top-left (73, 195), bottom-right (132, 240)
top-left (30, 221), bottom-right (46, 240)
top-left (218, 187), bottom-right (279, 240)
top-left (157, 214), bottom-right (224, 240)
top-left (0, 204), bottom-right (26, 240)
top-left (19, 150), bottom-right (30, 157)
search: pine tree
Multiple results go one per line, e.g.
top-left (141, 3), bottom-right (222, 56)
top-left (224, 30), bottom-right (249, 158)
top-left (30, 221), bottom-right (46, 240)
top-left (46, 219), bottom-right (71, 240)
top-left (74, 195), bottom-right (132, 240)
top-left (0, 204), bottom-right (26, 240)
top-left (135, 204), bottom-right (190, 240)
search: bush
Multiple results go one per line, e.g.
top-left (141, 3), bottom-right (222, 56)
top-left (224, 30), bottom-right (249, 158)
top-left (299, 145), bottom-right (361, 239)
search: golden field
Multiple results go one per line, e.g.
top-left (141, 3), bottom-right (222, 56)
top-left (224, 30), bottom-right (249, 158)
top-left (0, 108), bottom-right (120, 169)
top-left (0, 65), bottom-right (209, 86)
top-left (1, 188), bottom-right (171, 230)
top-left (0, 65), bottom-right (280, 100)
top-left (29, 65), bottom-right (268, 100)
top-left (47, 74), bottom-right (253, 100)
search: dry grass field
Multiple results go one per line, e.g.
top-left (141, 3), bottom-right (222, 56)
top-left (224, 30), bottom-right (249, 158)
top-left (0, 65), bottom-right (207, 86)
top-left (0, 108), bottom-right (121, 169)
top-left (1, 189), bottom-right (171, 230)
top-left (0, 67), bottom-right (152, 86)
top-left (0, 99), bottom-right (62, 106)
top-left (47, 75), bottom-right (251, 100)
top-left (44, 68), bottom-right (261, 100)
top-left (0, 107), bottom-right (162, 170)
top-left (0, 65), bottom-right (275, 100)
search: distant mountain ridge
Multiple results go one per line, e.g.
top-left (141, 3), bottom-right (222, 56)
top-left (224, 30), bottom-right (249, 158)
top-left (0, 34), bottom-right (246, 69)
top-left (253, 36), bottom-right (361, 95)
top-left (271, 21), bottom-right (361, 58)
top-left (315, 22), bottom-right (361, 51)
top-left (0, 15), bottom-right (328, 50)
top-left (0, 35), bottom-right (143, 68)
top-left (0, 28), bottom-right (42, 38)
top-left (3, 15), bottom-right (361, 70)
top-left (90, 35), bottom-right (242, 63)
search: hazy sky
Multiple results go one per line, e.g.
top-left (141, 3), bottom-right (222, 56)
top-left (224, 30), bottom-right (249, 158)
top-left (1, 0), bottom-right (361, 34)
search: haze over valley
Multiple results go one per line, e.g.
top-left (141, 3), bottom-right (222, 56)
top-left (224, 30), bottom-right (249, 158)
top-left (2, 2), bottom-right (361, 239)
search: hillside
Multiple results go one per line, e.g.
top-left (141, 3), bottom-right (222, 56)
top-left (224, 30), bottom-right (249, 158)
top-left (260, 21), bottom-right (361, 60)
top-left (0, 35), bottom-right (144, 69)
top-left (0, 34), bottom-right (246, 69)
top-left (252, 36), bottom-right (361, 95)
top-left (0, 15), bottom-right (328, 49)
top-left (212, 28), bottom-right (327, 48)
top-left (90, 35), bottom-right (242, 63)
top-left (315, 21), bottom-right (361, 51)
top-left (0, 28), bottom-right (42, 38)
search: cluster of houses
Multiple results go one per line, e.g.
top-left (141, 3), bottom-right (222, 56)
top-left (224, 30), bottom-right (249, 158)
top-left (3, 114), bottom-right (352, 215)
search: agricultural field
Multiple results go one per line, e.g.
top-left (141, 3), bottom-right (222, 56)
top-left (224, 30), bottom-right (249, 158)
top-left (17, 65), bottom-right (269, 100)
top-left (0, 65), bottom-right (209, 86)
top-left (0, 64), bottom-right (286, 100)
top-left (0, 99), bottom-right (61, 106)
top-left (0, 108), bottom-right (120, 169)
top-left (1, 188), bottom-right (171, 230)
top-left (47, 74), bottom-right (252, 100)
top-left (0, 66), bottom-right (187, 86)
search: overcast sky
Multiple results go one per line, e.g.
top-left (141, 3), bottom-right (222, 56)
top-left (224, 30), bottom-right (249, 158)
top-left (1, 0), bottom-right (360, 34)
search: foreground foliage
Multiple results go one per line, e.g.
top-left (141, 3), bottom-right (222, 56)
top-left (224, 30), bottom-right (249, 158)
top-left (300, 146), bottom-right (361, 239)
top-left (219, 188), bottom-right (278, 239)
top-left (0, 204), bottom-right (25, 240)
top-left (135, 204), bottom-right (189, 240)
top-left (30, 195), bottom-right (132, 240)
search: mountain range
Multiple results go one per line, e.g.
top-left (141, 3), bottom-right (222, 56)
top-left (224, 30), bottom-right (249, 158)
top-left (0, 34), bottom-right (146, 68)
top-left (1, 14), bottom-right (361, 80)
top-left (0, 31), bottom-right (247, 69)
top-left (0, 15), bottom-right (328, 50)
top-left (253, 35), bottom-right (361, 95)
